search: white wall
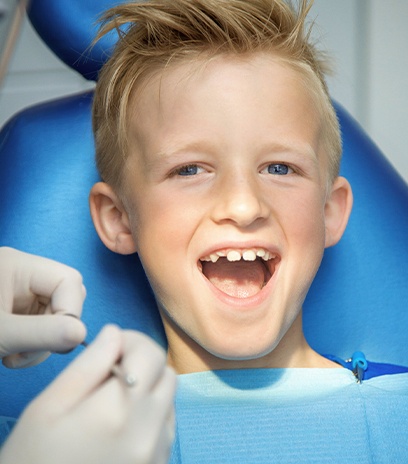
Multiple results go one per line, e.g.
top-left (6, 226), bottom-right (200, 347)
top-left (0, 1), bottom-right (407, 183)
top-left (368, 0), bottom-right (408, 183)
top-left (311, 0), bottom-right (408, 183)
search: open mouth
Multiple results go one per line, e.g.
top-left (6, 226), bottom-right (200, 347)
top-left (198, 248), bottom-right (279, 299)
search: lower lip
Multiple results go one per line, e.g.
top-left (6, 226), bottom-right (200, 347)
top-left (199, 263), bottom-right (279, 310)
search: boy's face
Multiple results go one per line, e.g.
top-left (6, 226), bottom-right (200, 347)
top-left (92, 53), bottom-right (352, 371)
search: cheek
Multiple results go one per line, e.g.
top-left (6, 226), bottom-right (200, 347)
top-left (284, 192), bottom-right (326, 248)
top-left (128, 188), bottom-right (187, 244)
top-left (127, 187), bottom-right (201, 279)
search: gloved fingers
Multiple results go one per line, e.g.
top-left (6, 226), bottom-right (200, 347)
top-left (2, 350), bottom-right (51, 369)
top-left (149, 402), bottom-right (177, 464)
top-left (75, 330), bottom-right (169, 408)
top-left (151, 366), bottom-right (176, 431)
top-left (120, 329), bottom-right (168, 395)
top-left (148, 365), bottom-right (176, 436)
top-left (18, 326), bottom-right (177, 464)
top-left (72, 330), bottom-right (174, 426)
top-left (0, 247), bottom-right (86, 318)
top-left (117, 366), bottom-right (176, 463)
top-left (22, 260), bottom-right (85, 318)
top-left (32, 324), bottom-right (123, 417)
top-left (129, 364), bottom-right (177, 435)
top-left (118, 333), bottom-right (176, 440)
top-left (81, 334), bottom-right (177, 462)
top-left (0, 312), bottom-right (86, 364)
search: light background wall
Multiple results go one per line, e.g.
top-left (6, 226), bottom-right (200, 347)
top-left (0, 0), bottom-right (407, 183)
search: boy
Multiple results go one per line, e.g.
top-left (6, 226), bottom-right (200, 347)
top-left (90, 0), bottom-right (351, 373)
top-left (89, 0), bottom-right (408, 461)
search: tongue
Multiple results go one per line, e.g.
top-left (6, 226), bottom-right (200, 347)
top-left (202, 258), bottom-right (266, 298)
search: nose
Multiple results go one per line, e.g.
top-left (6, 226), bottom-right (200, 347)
top-left (211, 172), bottom-right (268, 228)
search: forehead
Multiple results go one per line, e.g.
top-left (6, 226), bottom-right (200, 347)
top-left (127, 53), bottom-right (325, 160)
top-left (132, 52), bottom-right (321, 111)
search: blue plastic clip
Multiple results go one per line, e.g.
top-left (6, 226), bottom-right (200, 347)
top-left (351, 352), bottom-right (368, 383)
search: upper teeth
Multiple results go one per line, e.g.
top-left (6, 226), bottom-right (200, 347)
top-left (200, 248), bottom-right (275, 263)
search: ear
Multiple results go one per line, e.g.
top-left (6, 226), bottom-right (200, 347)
top-left (89, 182), bottom-right (137, 255)
top-left (324, 176), bottom-right (353, 248)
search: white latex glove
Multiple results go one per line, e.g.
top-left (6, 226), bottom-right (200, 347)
top-left (0, 247), bottom-right (86, 368)
top-left (0, 325), bottom-right (176, 464)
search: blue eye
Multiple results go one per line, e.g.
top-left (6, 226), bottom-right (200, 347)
top-left (267, 164), bottom-right (290, 175)
top-left (177, 165), bottom-right (199, 176)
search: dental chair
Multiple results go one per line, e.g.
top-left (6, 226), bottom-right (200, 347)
top-left (1, 1), bottom-right (407, 460)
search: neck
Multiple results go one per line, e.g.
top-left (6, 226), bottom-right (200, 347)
top-left (164, 312), bottom-right (339, 374)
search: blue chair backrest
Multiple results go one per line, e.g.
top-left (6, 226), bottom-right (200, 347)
top-left (1, 0), bottom-right (407, 419)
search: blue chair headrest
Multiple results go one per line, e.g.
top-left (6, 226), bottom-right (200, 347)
top-left (1, 92), bottom-right (407, 419)
top-left (1, 0), bottom-right (407, 419)
top-left (27, 0), bottom-right (127, 80)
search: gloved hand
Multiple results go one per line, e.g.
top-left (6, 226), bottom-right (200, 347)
top-left (0, 247), bottom-right (86, 368)
top-left (0, 325), bottom-right (176, 464)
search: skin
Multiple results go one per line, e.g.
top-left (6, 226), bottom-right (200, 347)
top-left (90, 53), bottom-right (353, 374)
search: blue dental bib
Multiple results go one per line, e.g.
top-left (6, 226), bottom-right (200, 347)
top-left (171, 368), bottom-right (408, 463)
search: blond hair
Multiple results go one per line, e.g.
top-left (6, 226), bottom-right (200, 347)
top-left (93, 0), bottom-right (341, 191)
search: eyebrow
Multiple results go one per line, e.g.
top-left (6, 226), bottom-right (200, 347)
top-left (144, 138), bottom-right (320, 177)
top-left (156, 140), bottom-right (318, 158)
top-left (155, 140), bottom-right (218, 160)
top-left (261, 141), bottom-right (319, 160)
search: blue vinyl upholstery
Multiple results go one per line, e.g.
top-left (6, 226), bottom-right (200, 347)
top-left (27, 0), bottom-right (121, 81)
top-left (0, 0), bottom-right (407, 420)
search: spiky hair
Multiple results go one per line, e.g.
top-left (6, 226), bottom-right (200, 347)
top-left (93, 0), bottom-right (340, 190)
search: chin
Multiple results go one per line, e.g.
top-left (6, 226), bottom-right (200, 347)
top-left (204, 337), bottom-right (280, 364)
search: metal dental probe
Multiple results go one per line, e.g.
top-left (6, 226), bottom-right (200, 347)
top-left (61, 314), bottom-right (136, 387)
top-left (79, 339), bottom-right (136, 387)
